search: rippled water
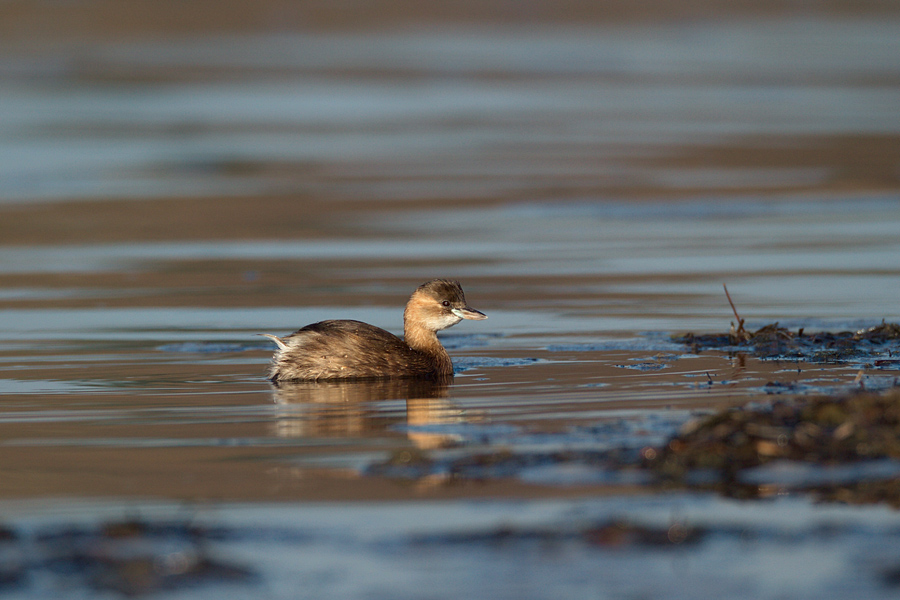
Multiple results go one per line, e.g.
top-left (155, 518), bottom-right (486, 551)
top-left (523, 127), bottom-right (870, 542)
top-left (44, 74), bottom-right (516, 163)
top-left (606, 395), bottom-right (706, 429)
top-left (3, 19), bottom-right (899, 204)
top-left (2, 12), bottom-right (900, 599)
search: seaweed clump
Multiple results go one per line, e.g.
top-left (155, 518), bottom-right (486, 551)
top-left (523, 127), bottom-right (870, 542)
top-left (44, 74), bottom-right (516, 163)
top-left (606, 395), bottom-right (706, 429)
top-left (367, 446), bottom-right (631, 482)
top-left (674, 286), bottom-right (900, 360)
top-left (676, 320), bottom-right (900, 361)
top-left (645, 388), bottom-right (900, 500)
top-left (34, 518), bottom-right (255, 596)
top-left (674, 285), bottom-right (900, 360)
top-left (414, 518), bottom-right (704, 549)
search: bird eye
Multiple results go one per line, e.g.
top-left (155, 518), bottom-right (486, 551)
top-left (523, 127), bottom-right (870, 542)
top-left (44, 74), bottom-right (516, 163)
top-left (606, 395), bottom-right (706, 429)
top-left (442, 300), bottom-right (451, 307)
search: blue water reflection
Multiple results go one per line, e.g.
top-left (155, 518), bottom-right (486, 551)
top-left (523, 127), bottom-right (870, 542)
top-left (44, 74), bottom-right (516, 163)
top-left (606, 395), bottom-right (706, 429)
top-left (2, 19), bottom-right (899, 202)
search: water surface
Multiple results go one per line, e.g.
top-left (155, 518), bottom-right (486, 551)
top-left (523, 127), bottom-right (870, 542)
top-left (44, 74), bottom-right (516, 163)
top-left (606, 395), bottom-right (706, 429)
top-left (1, 12), bottom-right (900, 599)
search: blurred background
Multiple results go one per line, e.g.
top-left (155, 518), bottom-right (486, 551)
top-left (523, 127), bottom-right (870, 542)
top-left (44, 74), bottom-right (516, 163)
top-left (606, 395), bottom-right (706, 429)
top-left (2, 0), bottom-right (898, 322)
top-left (3, 1), bottom-right (899, 210)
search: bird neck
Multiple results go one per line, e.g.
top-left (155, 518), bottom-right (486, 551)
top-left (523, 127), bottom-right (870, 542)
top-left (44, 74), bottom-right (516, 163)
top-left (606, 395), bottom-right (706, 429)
top-left (404, 320), bottom-right (452, 374)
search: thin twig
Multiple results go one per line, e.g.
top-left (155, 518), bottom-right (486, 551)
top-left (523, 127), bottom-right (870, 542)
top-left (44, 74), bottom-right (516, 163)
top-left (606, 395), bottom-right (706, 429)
top-left (723, 284), bottom-right (741, 325)
top-left (723, 284), bottom-right (749, 341)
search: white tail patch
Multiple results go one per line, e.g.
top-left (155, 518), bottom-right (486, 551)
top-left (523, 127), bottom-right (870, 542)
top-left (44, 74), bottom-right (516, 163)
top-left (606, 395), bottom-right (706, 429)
top-left (259, 333), bottom-right (288, 351)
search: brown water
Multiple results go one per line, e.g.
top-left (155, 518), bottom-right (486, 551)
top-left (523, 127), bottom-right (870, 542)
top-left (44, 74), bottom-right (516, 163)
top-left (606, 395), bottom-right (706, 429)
top-left (1, 5), bottom-right (900, 598)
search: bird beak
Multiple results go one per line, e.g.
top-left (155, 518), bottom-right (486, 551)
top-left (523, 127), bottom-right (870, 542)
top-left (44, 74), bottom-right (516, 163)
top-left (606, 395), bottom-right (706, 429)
top-left (452, 307), bottom-right (488, 320)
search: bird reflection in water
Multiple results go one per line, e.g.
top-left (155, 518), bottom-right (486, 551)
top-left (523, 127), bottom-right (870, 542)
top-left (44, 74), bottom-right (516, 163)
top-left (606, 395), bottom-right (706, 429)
top-left (270, 376), bottom-right (466, 449)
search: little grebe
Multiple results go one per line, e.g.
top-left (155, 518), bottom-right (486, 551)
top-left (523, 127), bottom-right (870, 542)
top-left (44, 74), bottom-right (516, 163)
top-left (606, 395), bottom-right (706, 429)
top-left (263, 279), bottom-right (487, 381)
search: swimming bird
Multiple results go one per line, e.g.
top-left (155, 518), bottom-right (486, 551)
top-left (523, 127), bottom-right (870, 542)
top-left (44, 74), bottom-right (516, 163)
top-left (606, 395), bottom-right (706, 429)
top-left (263, 279), bottom-right (486, 381)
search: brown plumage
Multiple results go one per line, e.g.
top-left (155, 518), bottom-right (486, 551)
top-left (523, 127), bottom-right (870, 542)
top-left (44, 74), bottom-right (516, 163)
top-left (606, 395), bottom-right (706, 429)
top-left (263, 279), bottom-right (487, 381)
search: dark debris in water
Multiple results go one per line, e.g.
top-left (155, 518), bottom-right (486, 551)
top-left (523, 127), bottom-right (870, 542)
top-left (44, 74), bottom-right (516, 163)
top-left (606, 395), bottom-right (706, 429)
top-left (368, 386), bottom-right (900, 507)
top-left (13, 518), bottom-right (255, 597)
top-left (367, 446), bottom-right (642, 482)
top-left (0, 525), bottom-right (24, 588)
top-left (368, 417), bottom-right (684, 483)
top-left (645, 388), bottom-right (900, 503)
top-left (413, 518), bottom-right (704, 550)
top-left (674, 320), bottom-right (900, 363)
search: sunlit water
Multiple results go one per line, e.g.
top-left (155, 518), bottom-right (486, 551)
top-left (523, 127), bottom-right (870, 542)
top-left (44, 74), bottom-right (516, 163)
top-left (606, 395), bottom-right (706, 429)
top-left (1, 14), bottom-right (900, 599)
